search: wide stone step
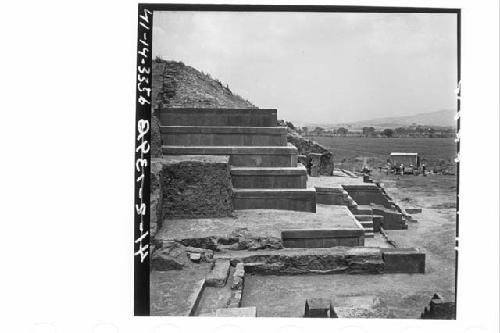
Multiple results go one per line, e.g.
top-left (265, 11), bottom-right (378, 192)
top-left (162, 144), bottom-right (298, 167)
top-left (364, 231), bottom-right (374, 238)
top-left (161, 126), bottom-right (287, 146)
top-left (354, 214), bottom-right (373, 222)
top-left (281, 229), bottom-right (365, 248)
top-left (230, 165), bottom-right (307, 189)
top-left (354, 205), bottom-right (373, 215)
top-left (160, 108), bottom-right (277, 127)
top-left (214, 247), bottom-right (385, 275)
top-left (359, 221), bottom-right (374, 228)
top-left (315, 186), bottom-right (349, 205)
top-left (233, 188), bottom-right (316, 212)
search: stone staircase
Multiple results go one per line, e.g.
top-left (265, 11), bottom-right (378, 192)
top-left (160, 108), bottom-right (316, 212)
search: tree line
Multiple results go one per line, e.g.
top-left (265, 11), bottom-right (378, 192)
top-left (298, 125), bottom-right (455, 138)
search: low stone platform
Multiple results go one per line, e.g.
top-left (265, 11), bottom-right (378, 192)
top-left (214, 247), bottom-right (385, 275)
top-left (214, 246), bottom-right (425, 275)
top-left (161, 125), bottom-right (287, 146)
top-left (156, 205), bottom-right (363, 245)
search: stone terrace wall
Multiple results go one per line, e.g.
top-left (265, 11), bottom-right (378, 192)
top-left (150, 155), bottom-right (234, 237)
top-left (280, 123), bottom-right (334, 176)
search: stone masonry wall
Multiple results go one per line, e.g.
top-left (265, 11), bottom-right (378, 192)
top-left (150, 160), bottom-right (163, 239)
top-left (150, 155), bottom-right (233, 229)
top-left (282, 125), bottom-right (334, 176)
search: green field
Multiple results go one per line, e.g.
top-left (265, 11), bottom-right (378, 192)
top-left (308, 136), bottom-right (457, 171)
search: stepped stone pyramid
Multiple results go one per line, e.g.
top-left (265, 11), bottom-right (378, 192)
top-left (160, 108), bottom-right (316, 212)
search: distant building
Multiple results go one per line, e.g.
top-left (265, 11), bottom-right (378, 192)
top-left (390, 152), bottom-right (420, 167)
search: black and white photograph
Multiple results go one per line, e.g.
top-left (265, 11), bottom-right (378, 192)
top-left (3, 1), bottom-right (500, 332)
top-left (144, 5), bottom-right (460, 319)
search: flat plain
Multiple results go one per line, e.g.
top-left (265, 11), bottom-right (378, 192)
top-left (308, 136), bottom-right (456, 171)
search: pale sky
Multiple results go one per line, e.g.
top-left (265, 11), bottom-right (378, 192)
top-left (153, 11), bottom-right (458, 124)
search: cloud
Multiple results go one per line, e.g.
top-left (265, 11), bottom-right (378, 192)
top-left (152, 11), bottom-right (457, 124)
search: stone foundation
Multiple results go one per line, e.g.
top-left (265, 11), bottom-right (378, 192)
top-left (151, 155), bottom-right (233, 222)
top-left (382, 248), bottom-right (426, 273)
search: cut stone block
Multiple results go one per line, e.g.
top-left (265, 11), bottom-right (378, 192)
top-left (231, 165), bottom-right (307, 189)
top-left (161, 125), bottom-right (287, 146)
top-left (231, 263), bottom-right (245, 290)
top-left (355, 205), bottom-right (373, 215)
top-left (309, 153), bottom-right (322, 177)
top-left (187, 279), bottom-right (206, 316)
top-left (205, 259), bottom-right (231, 287)
top-left (160, 108), bottom-right (277, 127)
top-left (216, 307), bottom-right (257, 317)
top-left (371, 205), bottom-right (406, 230)
top-left (162, 144), bottom-right (298, 167)
top-left (304, 298), bottom-right (337, 318)
top-left (157, 155), bottom-right (233, 219)
top-left (405, 208), bottom-right (423, 214)
top-left (382, 248), bottom-right (426, 273)
top-left (421, 294), bottom-right (456, 319)
top-left (281, 228), bottom-right (365, 248)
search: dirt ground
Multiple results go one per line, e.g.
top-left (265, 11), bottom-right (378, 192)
top-left (241, 171), bottom-right (457, 318)
top-left (156, 205), bottom-right (361, 241)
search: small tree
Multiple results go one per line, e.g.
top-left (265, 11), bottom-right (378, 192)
top-left (383, 129), bottom-right (394, 137)
top-left (337, 127), bottom-right (348, 135)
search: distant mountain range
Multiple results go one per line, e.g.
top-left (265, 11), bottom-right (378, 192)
top-left (344, 109), bottom-right (457, 128)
